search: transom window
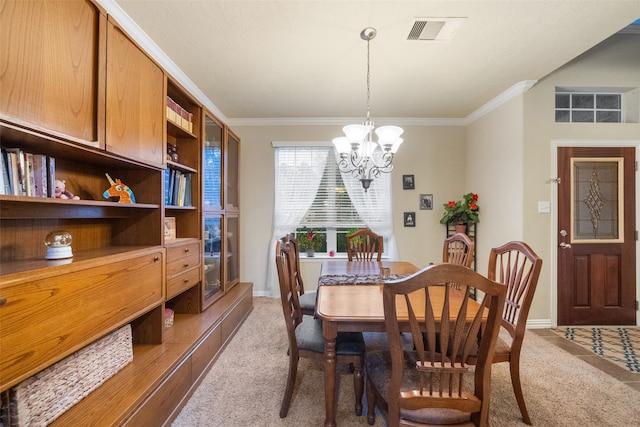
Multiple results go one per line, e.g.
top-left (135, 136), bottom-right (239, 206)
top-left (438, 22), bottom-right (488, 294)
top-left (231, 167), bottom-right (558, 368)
top-left (555, 92), bottom-right (622, 123)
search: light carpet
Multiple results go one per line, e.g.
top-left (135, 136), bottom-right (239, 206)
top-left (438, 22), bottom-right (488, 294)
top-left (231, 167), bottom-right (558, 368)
top-left (550, 327), bottom-right (640, 374)
top-left (173, 297), bottom-right (640, 426)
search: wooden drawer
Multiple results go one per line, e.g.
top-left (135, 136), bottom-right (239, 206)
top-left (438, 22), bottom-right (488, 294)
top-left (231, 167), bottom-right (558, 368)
top-left (167, 266), bottom-right (200, 299)
top-left (166, 240), bottom-right (200, 263)
top-left (166, 251), bottom-right (200, 279)
top-left (0, 249), bottom-right (164, 391)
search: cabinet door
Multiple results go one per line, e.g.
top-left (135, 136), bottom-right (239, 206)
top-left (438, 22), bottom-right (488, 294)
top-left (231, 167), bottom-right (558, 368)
top-left (225, 130), bottom-right (240, 211)
top-left (203, 114), bottom-right (223, 210)
top-left (0, 0), bottom-right (100, 145)
top-left (106, 19), bottom-right (164, 167)
top-left (203, 215), bottom-right (223, 308)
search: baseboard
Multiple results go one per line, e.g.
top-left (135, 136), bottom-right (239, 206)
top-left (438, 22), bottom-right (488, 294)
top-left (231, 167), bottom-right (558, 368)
top-left (526, 318), bottom-right (553, 329)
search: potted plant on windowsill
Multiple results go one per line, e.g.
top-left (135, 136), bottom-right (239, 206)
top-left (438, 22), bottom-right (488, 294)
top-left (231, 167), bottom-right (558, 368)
top-left (439, 192), bottom-right (480, 233)
top-left (296, 228), bottom-right (322, 257)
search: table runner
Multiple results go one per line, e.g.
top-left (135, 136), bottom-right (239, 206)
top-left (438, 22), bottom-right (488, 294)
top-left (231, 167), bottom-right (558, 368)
top-left (318, 273), bottom-right (408, 286)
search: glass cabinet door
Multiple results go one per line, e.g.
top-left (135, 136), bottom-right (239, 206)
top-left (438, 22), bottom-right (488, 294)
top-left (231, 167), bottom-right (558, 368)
top-left (203, 215), bottom-right (223, 308)
top-left (226, 215), bottom-right (240, 287)
top-left (203, 115), bottom-right (222, 210)
top-left (226, 131), bottom-right (239, 210)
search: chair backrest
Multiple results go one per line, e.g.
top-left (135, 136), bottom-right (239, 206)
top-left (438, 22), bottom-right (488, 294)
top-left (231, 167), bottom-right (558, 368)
top-left (442, 232), bottom-right (475, 268)
top-left (382, 263), bottom-right (506, 427)
top-left (487, 241), bottom-right (542, 344)
top-left (284, 233), bottom-right (305, 295)
top-left (346, 229), bottom-right (383, 261)
top-left (275, 240), bottom-right (303, 340)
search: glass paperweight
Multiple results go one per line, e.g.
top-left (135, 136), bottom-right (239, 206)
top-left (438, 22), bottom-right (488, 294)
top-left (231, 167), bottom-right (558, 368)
top-left (44, 230), bottom-right (73, 259)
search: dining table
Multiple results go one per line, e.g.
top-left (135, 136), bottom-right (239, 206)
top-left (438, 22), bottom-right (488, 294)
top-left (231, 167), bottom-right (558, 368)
top-left (314, 260), bottom-right (484, 427)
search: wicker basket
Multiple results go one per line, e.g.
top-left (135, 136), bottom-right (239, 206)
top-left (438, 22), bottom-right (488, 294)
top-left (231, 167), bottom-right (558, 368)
top-left (1, 324), bottom-right (133, 426)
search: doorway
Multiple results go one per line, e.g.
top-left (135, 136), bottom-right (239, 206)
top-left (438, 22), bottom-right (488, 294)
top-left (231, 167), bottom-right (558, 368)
top-left (557, 146), bottom-right (636, 325)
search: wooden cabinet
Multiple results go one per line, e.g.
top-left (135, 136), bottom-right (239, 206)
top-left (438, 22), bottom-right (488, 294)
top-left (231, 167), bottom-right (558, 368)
top-left (0, 0), bottom-right (103, 147)
top-left (0, 247), bottom-right (164, 391)
top-left (0, 1), bottom-right (250, 425)
top-left (106, 18), bottom-right (164, 167)
top-left (201, 113), bottom-right (241, 308)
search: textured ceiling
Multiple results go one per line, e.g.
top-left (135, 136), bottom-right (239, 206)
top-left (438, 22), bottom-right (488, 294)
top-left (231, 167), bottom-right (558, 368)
top-left (111, 0), bottom-right (640, 122)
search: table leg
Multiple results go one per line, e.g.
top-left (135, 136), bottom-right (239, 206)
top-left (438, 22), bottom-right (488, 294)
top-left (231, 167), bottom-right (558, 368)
top-left (322, 320), bottom-right (338, 427)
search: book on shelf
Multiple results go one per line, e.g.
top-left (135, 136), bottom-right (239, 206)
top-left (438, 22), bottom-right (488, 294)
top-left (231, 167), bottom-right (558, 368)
top-left (0, 149), bottom-right (11, 195)
top-left (164, 167), bottom-right (193, 207)
top-left (25, 152), bottom-right (35, 197)
top-left (31, 154), bottom-right (48, 197)
top-left (5, 148), bottom-right (26, 196)
top-left (46, 156), bottom-right (56, 198)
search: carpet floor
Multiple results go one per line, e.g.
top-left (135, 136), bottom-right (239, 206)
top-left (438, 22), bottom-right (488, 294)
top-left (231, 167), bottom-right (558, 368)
top-left (550, 327), bottom-right (640, 373)
top-left (173, 297), bottom-right (640, 426)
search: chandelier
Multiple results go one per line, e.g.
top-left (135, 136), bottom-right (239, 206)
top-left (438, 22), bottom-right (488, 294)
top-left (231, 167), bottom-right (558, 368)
top-left (332, 27), bottom-right (404, 192)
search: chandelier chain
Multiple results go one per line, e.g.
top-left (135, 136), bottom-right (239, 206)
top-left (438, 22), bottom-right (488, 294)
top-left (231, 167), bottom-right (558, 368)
top-left (366, 36), bottom-right (371, 121)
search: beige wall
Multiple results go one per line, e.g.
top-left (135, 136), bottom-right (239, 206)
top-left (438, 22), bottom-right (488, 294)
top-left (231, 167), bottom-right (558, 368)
top-left (236, 32), bottom-right (640, 326)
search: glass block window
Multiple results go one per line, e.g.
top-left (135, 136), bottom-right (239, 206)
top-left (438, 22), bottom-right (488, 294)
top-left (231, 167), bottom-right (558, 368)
top-left (555, 91), bottom-right (622, 123)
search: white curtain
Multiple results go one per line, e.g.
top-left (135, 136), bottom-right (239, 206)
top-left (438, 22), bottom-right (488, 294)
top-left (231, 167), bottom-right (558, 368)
top-left (265, 146), bottom-right (330, 296)
top-left (336, 149), bottom-right (399, 260)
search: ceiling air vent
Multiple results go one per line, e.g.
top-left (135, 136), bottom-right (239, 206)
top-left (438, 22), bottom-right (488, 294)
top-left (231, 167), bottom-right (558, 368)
top-left (407, 17), bottom-right (466, 41)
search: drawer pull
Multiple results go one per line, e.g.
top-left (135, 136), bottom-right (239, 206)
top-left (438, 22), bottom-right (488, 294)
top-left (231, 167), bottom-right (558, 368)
top-left (153, 256), bottom-right (160, 262)
top-left (0, 297), bottom-right (7, 307)
top-left (184, 248), bottom-right (190, 253)
top-left (183, 263), bottom-right (189, 268)
top-left (183, 279), bottom-right (190, 284)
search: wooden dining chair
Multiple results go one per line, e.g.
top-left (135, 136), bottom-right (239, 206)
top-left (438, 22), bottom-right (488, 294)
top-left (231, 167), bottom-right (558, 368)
top-left (275, 240), bottom-right (365, 418)
top-left (365, 263), bottom-right (506, 427)
top-left (346, 229), bottom-right (383, 261)
top-left (283, 233), bottom-right (316, 316)
top-left (476, 241), bottom-right (543, 425)
top-left (443, 232), bottom-right (475, 268)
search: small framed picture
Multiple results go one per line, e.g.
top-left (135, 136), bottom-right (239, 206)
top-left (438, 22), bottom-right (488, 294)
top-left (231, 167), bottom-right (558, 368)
top-left (402, 174), bottom-right (415, 190)
top-left (404, 212), bottom-right (416, 227)
top-left (419, 194), bottom-right (433, 210)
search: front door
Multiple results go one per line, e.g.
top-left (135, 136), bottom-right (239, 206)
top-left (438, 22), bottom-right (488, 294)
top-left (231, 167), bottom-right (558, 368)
top-left (557, 146), bottom-right (636, 325)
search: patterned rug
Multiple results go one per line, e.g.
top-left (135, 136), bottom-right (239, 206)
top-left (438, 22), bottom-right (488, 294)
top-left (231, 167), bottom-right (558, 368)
top-left (551, 327), bottom-right (640, 373)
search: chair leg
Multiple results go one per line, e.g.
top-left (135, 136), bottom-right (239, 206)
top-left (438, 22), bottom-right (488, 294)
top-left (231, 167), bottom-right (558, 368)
top-left (510, 356), bottom-right (532, 425)
top-left (352, 360), bottom-right (364, 416)
top-left (280, 350), bottom-right (299, 418)
top-left (366, 377), bottom-right (376, 425)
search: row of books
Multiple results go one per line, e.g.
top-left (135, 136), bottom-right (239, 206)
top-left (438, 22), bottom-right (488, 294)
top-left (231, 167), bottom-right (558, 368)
top-left (0, 148), bottom-right (55, 197)
top-left (165, 168), bottom-right (192, 207)
top-left (166, 96), bottom-right (193, 133)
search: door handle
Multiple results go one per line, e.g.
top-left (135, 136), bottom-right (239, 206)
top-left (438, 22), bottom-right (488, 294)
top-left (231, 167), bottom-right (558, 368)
top-left (559, 242), bottom-right (572, 249)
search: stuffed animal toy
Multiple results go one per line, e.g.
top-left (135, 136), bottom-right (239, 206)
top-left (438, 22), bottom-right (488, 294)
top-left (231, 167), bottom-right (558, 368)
top-left (54, 180), bottom-right (80, 200)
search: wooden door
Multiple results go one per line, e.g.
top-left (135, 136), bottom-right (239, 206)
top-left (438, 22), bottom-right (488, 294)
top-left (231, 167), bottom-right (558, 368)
top-left (557, 146), bottom-right (636, 325)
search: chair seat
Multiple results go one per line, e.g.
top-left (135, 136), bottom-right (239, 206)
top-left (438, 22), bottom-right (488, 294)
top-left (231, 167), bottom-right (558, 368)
top-left (366, 350), bottom-right (473, 425)
top-left (298, 291), bottom-right (317, 314)
top-left (296, 317), bottom-right (365, 356)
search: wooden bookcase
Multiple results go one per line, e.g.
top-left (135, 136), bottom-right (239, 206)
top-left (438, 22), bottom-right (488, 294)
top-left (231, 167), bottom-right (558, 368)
top-left (0, 1), bottom-right (252, 424)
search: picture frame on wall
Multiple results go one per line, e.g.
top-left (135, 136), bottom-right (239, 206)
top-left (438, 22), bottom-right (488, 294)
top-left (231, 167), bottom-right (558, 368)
top-left (404, 212), bottom-right (416, 227)
top-left (419, 194), bottom-right (433, 210)
top-left (403, 174), bottom-right (415, 190)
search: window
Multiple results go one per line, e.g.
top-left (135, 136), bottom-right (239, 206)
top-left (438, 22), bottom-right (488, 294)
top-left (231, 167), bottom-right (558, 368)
top-left (554, 87), bottom-right (639, 123)
top-left (295, 156), bottom-right (369, 254)
top-left (273, 144), bottom-right (392, 256)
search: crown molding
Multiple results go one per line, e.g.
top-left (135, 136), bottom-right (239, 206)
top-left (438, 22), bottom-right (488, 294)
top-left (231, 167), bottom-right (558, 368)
top-left (95, 0), bottom-right (228, 122)
top-left (95, 1), bottom-right (536, 130)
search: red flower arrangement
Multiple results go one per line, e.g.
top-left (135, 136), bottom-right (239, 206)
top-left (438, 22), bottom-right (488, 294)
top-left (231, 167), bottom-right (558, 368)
top-left (440, 192), bottom-right (480, 225)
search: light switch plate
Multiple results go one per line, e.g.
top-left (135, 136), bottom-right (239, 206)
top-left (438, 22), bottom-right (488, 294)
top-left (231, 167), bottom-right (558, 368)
top-left (538, 201), bottom-right (550, 213)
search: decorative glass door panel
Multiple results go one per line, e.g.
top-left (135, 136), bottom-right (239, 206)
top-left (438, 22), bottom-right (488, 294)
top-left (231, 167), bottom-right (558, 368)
top-left (203, 115), bottom-right (222, 210)
top-left (203, 215), bottom-right (223, 308)
top-left (571, 158), bottom-right (623, 243)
